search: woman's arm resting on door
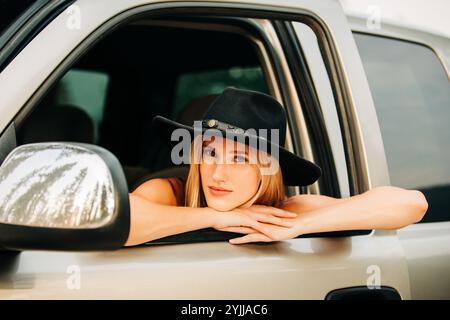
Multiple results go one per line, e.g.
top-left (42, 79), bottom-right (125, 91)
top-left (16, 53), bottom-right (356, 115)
top-left (281, 193), bottom-right (347, 213)
top-left (125, 193), bottom-right (217, 246)
top-left (229, 186), bottom-right (429, 244)
top-left (291, 186), bottom-right (428, 233)
top-left (126, 178), bottom-right (225, 246)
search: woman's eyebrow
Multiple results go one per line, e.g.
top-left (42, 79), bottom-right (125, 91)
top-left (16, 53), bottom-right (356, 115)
top-left (202, 141), bottom-right (213, 147)
top-left (202, 141), bottom-right (248, 155)
top-left (230, 150), bottom-right (248, 155)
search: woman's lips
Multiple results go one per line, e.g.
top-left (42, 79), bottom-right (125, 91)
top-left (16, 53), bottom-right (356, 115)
top-left (208, 186), bottom-right (233, 196)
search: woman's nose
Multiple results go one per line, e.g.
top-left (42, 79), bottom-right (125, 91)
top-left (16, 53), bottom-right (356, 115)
top-left (212, 163), bottom-right (227, 182)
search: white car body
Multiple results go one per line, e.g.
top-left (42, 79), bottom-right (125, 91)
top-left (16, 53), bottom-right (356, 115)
top-left (0, 0), bottom-right (448, 299)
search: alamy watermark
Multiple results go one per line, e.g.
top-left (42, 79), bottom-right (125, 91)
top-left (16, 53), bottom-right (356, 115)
top-left (366, 264), bottom-right (381, 289)
top-left (66, 264), bottom-right (81, 290)
top-left (170, 121), bottom-right (281, 176)
top-left (366, 5), bottom-right (382, 30)
top-left (66, 4), bottom-right (81, 30)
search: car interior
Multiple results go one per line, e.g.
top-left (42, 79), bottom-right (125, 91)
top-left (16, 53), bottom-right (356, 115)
top-left (16, 18), bottom-right (272, 193)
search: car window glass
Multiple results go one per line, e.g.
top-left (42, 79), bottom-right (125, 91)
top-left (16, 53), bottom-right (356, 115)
top-left (354, 33), bottom-right (450, 223)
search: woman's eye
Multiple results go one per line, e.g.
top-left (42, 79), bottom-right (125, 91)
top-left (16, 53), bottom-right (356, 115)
top-left (203, 148), bottom-right (215, 157)
top-left (233, 155), bottom-right (247, 163)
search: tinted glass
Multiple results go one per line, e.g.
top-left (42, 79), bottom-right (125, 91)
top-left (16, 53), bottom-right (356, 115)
top-left (354, 33), bottom-right (450, 222)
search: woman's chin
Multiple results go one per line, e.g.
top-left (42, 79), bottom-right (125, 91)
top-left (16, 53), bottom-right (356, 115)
top-left (206, 199), bottom-right (237, 212)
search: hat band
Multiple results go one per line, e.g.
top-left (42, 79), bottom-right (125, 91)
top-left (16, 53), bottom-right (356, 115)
top-left (201, 119), bottom-right (246, 134)
top-left (195, 118), bottom-right (282, 166)
top-left (198, 118), bottom-right (281, 147)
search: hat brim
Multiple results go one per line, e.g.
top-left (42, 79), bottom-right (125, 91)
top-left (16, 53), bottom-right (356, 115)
top-left (152, 115), bottom-right (322, 186)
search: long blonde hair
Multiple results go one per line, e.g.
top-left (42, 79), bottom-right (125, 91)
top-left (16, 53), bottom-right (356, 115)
top-left (184, 135), bottom-right (286, 208)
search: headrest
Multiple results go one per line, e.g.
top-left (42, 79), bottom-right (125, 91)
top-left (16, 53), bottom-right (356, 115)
top-left (19, 104), bottom-right (95, 144)
top-left (176, 93), bottom-right (219, 126)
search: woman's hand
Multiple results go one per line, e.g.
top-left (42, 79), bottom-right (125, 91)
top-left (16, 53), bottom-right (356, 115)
top-left (212, 204), bottom-right (298, 239)
top-left (227, 222), bottom-right (302, 244)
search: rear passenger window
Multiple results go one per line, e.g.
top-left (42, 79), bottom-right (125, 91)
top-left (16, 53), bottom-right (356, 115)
top-left (354, 33), bottom-right (450, 223)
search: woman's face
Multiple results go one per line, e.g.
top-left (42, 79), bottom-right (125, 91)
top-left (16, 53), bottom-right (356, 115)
top-left (200, 136), bottom-right (261, 212)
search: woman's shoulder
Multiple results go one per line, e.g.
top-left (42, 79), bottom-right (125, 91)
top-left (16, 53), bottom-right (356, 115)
top-left (132, 177), bottom-right (184, 206)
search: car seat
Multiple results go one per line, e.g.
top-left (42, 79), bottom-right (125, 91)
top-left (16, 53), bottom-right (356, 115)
top-left (18, 104), bottom-right (95, 144)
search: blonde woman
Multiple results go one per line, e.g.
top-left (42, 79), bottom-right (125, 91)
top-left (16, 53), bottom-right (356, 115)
top-left (125, 88), bottom-right (428, 246)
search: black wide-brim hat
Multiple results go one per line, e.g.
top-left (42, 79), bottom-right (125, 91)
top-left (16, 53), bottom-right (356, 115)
top-left (152, 87), bottom-right (322, 186)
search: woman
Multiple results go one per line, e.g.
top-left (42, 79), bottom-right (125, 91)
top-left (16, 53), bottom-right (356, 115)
top-left (125, 88), bottom-right (428, 246)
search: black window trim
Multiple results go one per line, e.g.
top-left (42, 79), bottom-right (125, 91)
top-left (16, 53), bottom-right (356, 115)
top-left (273, 20), bottom-right (340, 198)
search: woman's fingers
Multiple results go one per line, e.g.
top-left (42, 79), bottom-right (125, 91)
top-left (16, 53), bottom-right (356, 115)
top-left (229, 233), bottom-right (273, 244)
top-left (246, 221), bottom-right (276, 239)
top-left (249, 205), bottom-right (297, 218)
top-left (251, 212), bottom-right (295, 228)
top-left (217, 226), bottom-right (258, 234)
top-left (278, 211), bottom-right (298, 218)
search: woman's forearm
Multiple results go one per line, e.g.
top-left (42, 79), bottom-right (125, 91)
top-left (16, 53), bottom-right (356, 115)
top-left (124, 193), bottom-right (216, 246)
top-left (293, 186), bottom-right (429, 236)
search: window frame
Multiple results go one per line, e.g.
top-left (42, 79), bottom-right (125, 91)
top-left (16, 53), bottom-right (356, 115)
top-left (0, 0), bottom-right (76, 73)
top-left (7, 3), bottom-right (373, 246)
top-left (274, 21), bottom-right (341, 198)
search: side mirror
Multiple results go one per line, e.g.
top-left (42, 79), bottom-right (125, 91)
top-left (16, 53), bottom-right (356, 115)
top-left (0, 142), bottom-right (130, 251)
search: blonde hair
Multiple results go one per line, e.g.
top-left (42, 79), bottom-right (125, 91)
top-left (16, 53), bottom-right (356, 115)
top-left (184, 134), bottom-right (286, 208)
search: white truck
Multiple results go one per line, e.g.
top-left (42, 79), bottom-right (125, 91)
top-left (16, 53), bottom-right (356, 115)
top-left (0, 0), bottom-right (448, 299)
